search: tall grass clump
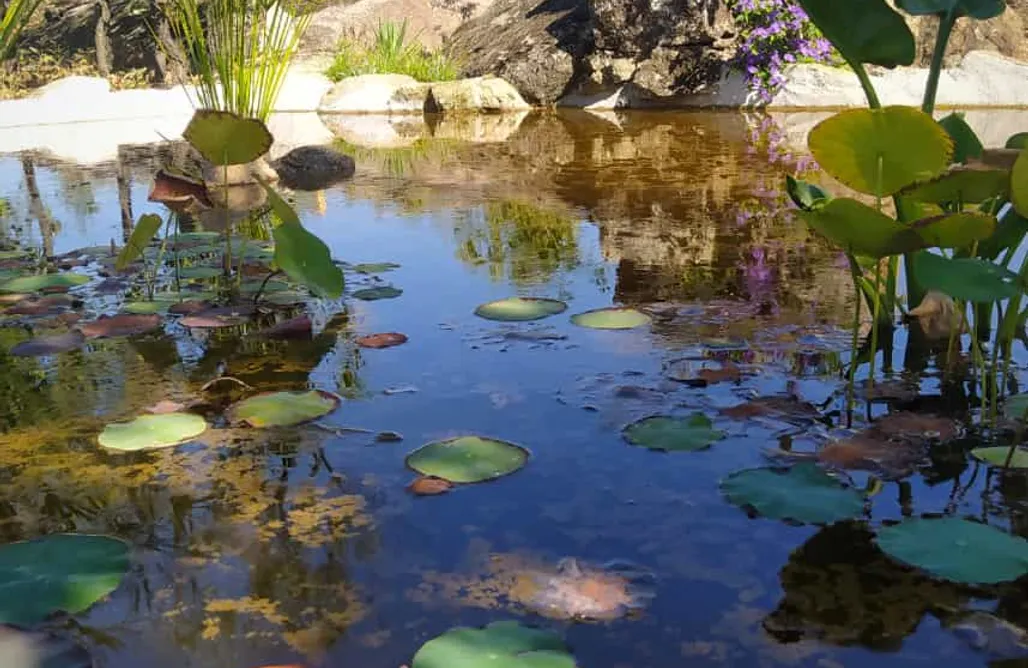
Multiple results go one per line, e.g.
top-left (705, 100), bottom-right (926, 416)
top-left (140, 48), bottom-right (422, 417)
top-left (1, 0), bottom-right (44, 60)
top-left (325, 19), bottom-right (460, 83)
top-left (167, 0), bottom-right (312, 121)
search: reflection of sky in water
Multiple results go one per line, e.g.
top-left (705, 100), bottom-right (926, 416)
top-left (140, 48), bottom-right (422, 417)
top-left (0, 122), bottom-right (1020, 668)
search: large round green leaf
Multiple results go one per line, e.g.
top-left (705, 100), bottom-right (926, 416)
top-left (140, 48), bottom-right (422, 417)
top-left (799, 197), bottom-right (924, 258)
top-left (229, 390), bottom-right (340, 427)
top-left (901, 168), bottom-right (1008, 206)
top-left (352, 286), bottom-right (403, 301)
top-left (911, 212), bottom-right (996, 249)
top-left (912, 251), bottom-right (1022, 302)
top-left (970, 446), bottom-right (1028, 469)
top-left (622, 414), bottom-right (725, 452)
top-left (0, 273), bottom-right (89, 294)
top-left (808, 107), bottom-right (952, 197)
top-left (720, 463), bottom-right (865, 525)
top-left (570, 307), bottom-right (651, 330)
top-left (182, 110), bottom-right (273, 166)
top-left (0, 534), bottom-right (130, 625)
top-left (875, 517), bottom-right (1028, 584)
top-left (798, 0), bottom-right (915, 68)
top-left (98, 413), bottom-right (208, 452)
top-left (411, 621), bottom-right (576, 668)
top-left (271, 213), bottom-right (344, 299)
top-left (474, 297), bottom-right (568, 322)
top-left (938, 113), bottom-right (984, 164)
top-left (406, 436), bottom-right (529, 483)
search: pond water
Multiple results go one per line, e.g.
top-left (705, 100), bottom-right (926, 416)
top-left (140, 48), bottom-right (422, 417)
top-left (1, 109), bottom-right (1027, 668)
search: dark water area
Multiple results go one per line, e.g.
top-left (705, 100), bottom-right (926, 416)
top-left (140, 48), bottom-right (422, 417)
top-left (0, 109), bottom-right (1026, 668)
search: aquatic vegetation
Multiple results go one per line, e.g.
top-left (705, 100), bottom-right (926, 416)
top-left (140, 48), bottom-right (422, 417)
top-left (78, 313), bottom-right (162, 338)
top-left (228, 390), bottom-right (340, 427)
top-left (9, 330), bottom-right (84, 357)
top-left (971, 446), bottom-right (1028, 469)
top-left (518, 558), bottom-right (653, 622)
top-left (325, 19), bottom-right (460, 84)
top-left (570, 307), bottom-right (651, 330)
top-left (405, 436), bottom-right (529, 484)
top-left (474, 297), bottom-right (568, 322)
top-left (97, 412), bottom-right (208, 452)
top-left (355, 332), bottom-right (408, 348)
top-left (411, 620), bottom-right (576, 668)
top-left (621, 414), bottom-right (725, 453)
top-left (408, 476), bottom-right (453, 496)
top-left (0, 0), bottom-right (43, 61)
top-left (720, 463), bottom-right (866, 525)
top-left (352, 286), bottom-right (403, 301)
top-left (875, 517), bottom-right (1028, 585)
top-left (0, 534), bottom-right (130, 625)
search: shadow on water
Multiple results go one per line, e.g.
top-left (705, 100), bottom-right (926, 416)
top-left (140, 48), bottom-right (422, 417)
top-left (3, 109), bottom-right (1028, 666)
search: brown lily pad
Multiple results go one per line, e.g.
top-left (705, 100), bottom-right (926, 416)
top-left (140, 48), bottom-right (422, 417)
top-left (148, 169), bottom-right (213, 213)
top-left (78, 313), bottom-right (162, 338)
top-left (408, 476), bottom-right (453, 496)
top-left (357, 332), bottom-right (408, 349)
top-left (869, 412), bottom-right (960, 442)
top-left (0, 293), bottom-right (28, 304)
top-left (6, 294), bottom-right (74, 315)
top-left (817, 433), bottom-right (924, 479)
top-left (666, 358), bottom-right (743, 387)
top-left (168, 300), bottom-right (212, 315)
top-left (179, 305), bottom-right (254, 328)
top-left (39, 285), bottom-right (71, 295)
top-left (258, 315), bottom-right (312, 340)
top-left (9, 331), bottom-right (85, 357)
top-left (146, 400), bottom-right (187, 414)
top-left (720, 396), bottom-right (821, 422)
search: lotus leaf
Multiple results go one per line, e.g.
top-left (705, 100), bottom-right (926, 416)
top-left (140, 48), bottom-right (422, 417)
top-left (808, 107), bottom-right (952, 197)
top-left (177, 266), bottom-right (223, 280)
top-left (570, 307), bottom-right (651, 330)
top-left (353, 286), bottom-right (403, 301)
top-left (78, 313), bottom-right (162, 338)
top-left (875, 517), bottom-right (1028, 584)
top-left (1007, 133), bottom-right (1028, 150)
top-left (901, 169), bottom-right (1008, 205)
top-left (799, 198), bottom-right (923, 258)
top-left (622, 414), bottom-right (725, 452)
top-left (262, 290), bottom-right (310, 306)
top-left (797, 0), bottom-right (915, 68)
top-left (182, 110), bottom-right (273, 166)
top-left (913, 251), bottom-right (1022, 301)
top-left (353, 262), bottom-right (400, 274)
top-left (1012, 148), bottom-right (1028, 218)
top-left (912, 212), bottom-right (997, 249)
top-left (0, 534), bottom-right (130, 625)
top-left (411, 621), bottom-right (576, 668)
top-left (98, 413), bottom-right (208, 451)
top-left (785, 175), bottom-right (829, 211)
top-left (229, 390), bottom-right (340, 427)
top-left (406, 435), bottom-right (529, 483)
top-left (720, 463), bottom-right (865, 525)
top-left (895, 0), bottom-right (1005, 19)
top-left (115, 214), bottom-right (163, 271)
top-left (0, 273), bottom-right (89, 294)
top-left (938, 113), bottom-right (984, 163)
top-left (475, 297), bottom-right (568, 322)
top-left (971, 446), bottom-right (1028, 469)
top-left (10, 331), bottom-right (84, 357)
top-left (123, 301), bottom-right (170, 315)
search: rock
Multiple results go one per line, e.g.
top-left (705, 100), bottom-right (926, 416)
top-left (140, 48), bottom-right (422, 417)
top-left (446, 0), bottom-right (592, 104)
top-left (425, 77), bottom-right (530, 112)
top-left (202, 158), bottom-right (279, 186)
top-left (320, 74), bottom-right (428, 114)
top-left (320, 113), bottom-right (427, 148)
top-left (903, 0), bottom-right (1028, 67)
top-left (426, 110), bottom-right (529, 141)
top-left (271, 146), bottom-right (356, 190)
top-left (28, 75), bottom-right (111, 99)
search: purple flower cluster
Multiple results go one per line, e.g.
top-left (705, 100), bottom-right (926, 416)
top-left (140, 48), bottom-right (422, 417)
top-left (728, 0), bottom-right (835, 104)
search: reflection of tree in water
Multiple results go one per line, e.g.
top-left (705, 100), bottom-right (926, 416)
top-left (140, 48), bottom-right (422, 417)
top-left (454, 199), bottom-right (579, 285)
top-left (764, 521), bottom-right (969, 651)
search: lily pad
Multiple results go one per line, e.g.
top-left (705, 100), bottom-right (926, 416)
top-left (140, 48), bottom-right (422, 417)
top-left (570, 307), bottom-right (651, 330)
top-left (353, 262), bottom-right (400, 274)
top-left (875, 517), bottom-right (1028, 584)
top-left (720, 463), bottom-right (865, 524)
top-left (228, 390), bottom-right (340, 427)
top-left (179, 305), bottom-right (254, 328)
top-left (474, 297), bottom-right (568, 322)
top-left (352, 286), bottom-right (403, 301)
top-left (10, 331), bottom-right (85, 357)
top-left (622, 414), bottom-right (725, 452)
top-left (356, 332), bottom-right (408, 348)
top-left (98, 412), bottom-right (208, 452)
top-left (78, 314), bottom-right (162, 338)
top-left (176, 266), bottom-right (223, 280)
top-left (0, 534), bottom-right (131, 625)
top-left (0, 273), bottom-right (89, 294)
top-left (411, 620), bottom-right (576, 668)
top-left (122, 301), bottom-right (171, 315)
top-left (1004, 393), bottom-right (1028, 419)
top-left (406, 435), bottom-right (529, 483)
top-left (971, 446), bottom-right (1028, 469)
top-left (182, 109), bottom-right (273, 166)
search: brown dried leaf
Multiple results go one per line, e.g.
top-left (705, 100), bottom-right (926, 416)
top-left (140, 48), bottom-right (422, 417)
top-left (78, 313), bottom-right (162, 338)
top-left (357, 332), bottom-right (408, 349)
top-left (407, 476), bottom-right (452, 496)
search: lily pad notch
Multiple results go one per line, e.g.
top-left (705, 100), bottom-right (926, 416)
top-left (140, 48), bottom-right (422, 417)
top-left (405, 435), bottom-right (530, 484)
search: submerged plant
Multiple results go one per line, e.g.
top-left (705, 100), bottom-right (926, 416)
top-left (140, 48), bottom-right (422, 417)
top-left (166, 0), bottom-right (313, 121)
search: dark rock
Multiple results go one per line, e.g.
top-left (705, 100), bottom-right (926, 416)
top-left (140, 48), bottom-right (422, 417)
top-left (271, 146), bottom-right (356, 191)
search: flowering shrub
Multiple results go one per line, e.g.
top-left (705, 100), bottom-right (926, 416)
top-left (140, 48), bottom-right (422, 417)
top-left (727, 0), bottom-right (836, 104)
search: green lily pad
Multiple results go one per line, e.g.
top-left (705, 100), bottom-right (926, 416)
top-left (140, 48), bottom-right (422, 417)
top-left (0, 273), bottom-right (89, 294)
top-left (720, 463), bottom-right (865, 524)
top-left (240, 279), bottom-right (291, 293)
top-left (875, 517), bottom-right (1028, 584)
top-left (1004, 393), bottom-right (1028, 419)
top-left (183, 109), bottom-right (273, 166)
top-left (98, 413), bottom-right (208, 452)
top-left (229, 390), bottom-right (340, 427)
top-left (622, 414), bottom-right (725, 452)
top-left (0, 534), bottom-right (130, 625)
top-left (261, 290), bottom-right (310, 306)
top-left (353, 262), bottom-right (400, 274)
top-left (900, 168), bottom-right (1009, 205)
top-left (406, 435), bottom-right (529, 483)
top-left (412, 620), bottom-right (576, 668)
top-left (971, 446), bottom-right (1028, 469)
top-left (352, 286), bottom-right (403, 301)
top-left (570, 307), bottom-right (651, 330)
top-left (799, 197), bottom-right (924, 258)
top-left (176, 266), bottom-right (223, 280)
top-left (123, 301), bottom-right (171, 315)
top-left (474, 297), bottom-right (568, 322)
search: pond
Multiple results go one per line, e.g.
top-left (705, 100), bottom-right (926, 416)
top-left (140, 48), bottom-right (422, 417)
top-left (0, 109), bottom-right (1027, 668)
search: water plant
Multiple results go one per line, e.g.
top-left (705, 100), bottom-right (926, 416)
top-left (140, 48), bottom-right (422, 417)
top-left (325, 19), bottom-right (460, 83)
top-left (0, 0), bottom-right (43, 61)
top-left (166, 0), bottom-right (312, 121)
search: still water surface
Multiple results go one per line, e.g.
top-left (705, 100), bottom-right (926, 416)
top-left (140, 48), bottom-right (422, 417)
top-left (0, 110), bottom-right (1023, 667)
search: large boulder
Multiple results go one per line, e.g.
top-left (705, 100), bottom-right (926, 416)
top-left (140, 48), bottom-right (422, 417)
top-left (445, 0), bottom-right (593, 104)
top-left (425, 77), bottom-right (530, 112)
top-left (320, 74), bottom-right (429, 113)
top-left (899, 0), bottom-right (1028, 67)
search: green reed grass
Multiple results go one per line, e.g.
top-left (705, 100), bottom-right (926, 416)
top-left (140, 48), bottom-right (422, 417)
top-left (1, 0), bottom-right (44, 60)
top-left (167, 0), bottom-right (312, 121)
top-left (325, 19), bottom-right (460, 83)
